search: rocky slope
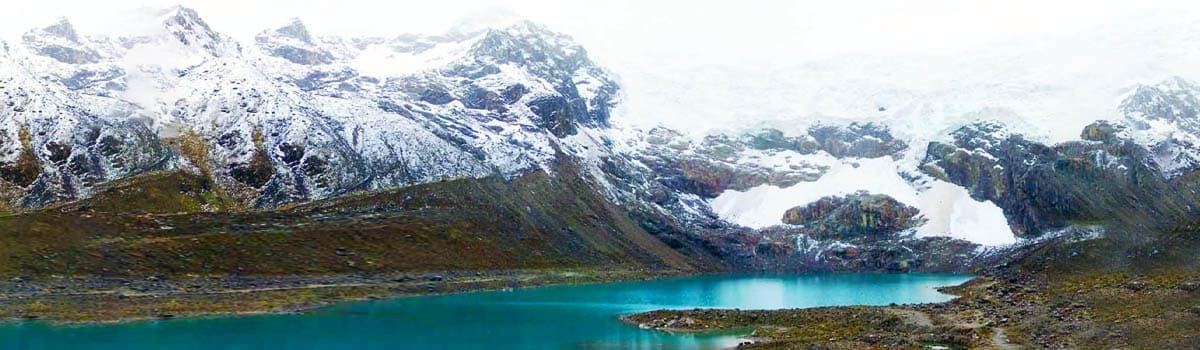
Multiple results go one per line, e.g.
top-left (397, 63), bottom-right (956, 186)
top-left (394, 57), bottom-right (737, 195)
top-left (0, 7), bottom-right (736, 279)
top-left (781, 192), bottom-right (922, 239)
top-left (921, 119), bottom-right (1195, 238)
top-left (1, 7), bottom-right (620, 209)
top-left (0, 42), bottom-right (169, 209)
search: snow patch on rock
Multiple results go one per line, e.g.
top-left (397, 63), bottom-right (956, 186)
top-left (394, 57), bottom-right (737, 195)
top-left (710, 156), bottom-right (1017, 246)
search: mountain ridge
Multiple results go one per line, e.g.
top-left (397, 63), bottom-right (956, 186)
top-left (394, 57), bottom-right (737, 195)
top-left (5, 6), bottom-right (1200, 276)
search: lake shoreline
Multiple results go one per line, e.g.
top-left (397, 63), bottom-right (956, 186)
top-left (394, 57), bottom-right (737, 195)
top-left (620, 280), bottom-right (990, 348)
top-left (623, 259), bottom-right (1200, 348)
top-left (0, 268), bottom-right (691, 325)
top-left (2, 272), bottom-right (977, 349)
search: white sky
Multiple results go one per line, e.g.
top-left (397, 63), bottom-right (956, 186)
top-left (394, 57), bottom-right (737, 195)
top-left (0, 0), bottom-right (1165, 51)
top-left (3, 0), bottom-right (1200, 140)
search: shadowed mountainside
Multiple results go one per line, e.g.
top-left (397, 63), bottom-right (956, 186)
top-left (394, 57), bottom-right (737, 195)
top-left (0, 162), bottom-right (721, 279)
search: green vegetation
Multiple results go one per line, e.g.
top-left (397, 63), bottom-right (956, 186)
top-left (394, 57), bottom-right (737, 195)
top-left (0, 127), bottom-right (41, 187)
top-left (625, 307), bottom-right (988, 349)
top-left (56, 171), bottom-right (243, 214)
top-left (0, 169), bottom-right (706, 278)
top-left (0, 127), bottom-right (41, 209)
top-left (164, 129), bottom-right (212, 176)
top-left (0, 162), bottom-right (720, 322)
top-left (996, 230), bottom-right (1200, 348)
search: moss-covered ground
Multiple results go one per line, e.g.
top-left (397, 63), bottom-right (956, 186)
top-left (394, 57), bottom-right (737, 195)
top-left (0, 168), bottom-right (719, 322)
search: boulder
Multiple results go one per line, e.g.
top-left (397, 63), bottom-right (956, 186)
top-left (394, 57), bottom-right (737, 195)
top-left (782, 192), bottom-right (921, 240)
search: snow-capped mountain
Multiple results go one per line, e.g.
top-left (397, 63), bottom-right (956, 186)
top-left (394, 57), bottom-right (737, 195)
top-left (1119, 77), bottom-right (1200, 177)
top-left (1, 7), bottom-right (619, 207)
top-left (0, 39), bottom-right (168, 208)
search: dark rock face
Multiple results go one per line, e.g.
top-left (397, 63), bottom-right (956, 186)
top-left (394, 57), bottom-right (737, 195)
top-left (808, 123), bottom-right (908, 158)
top-left (636, 125), bottom-right (902, 202)
top-left (648, 123), bottom-right (907, 200)
top-left (228, 150), bottom-right (273, 188)
top-left (1080, 120), bottom-right (1124, 143)
top-left (263, 44), bottom-right (333, 66)
top-left (0, 120), bottom-right (168, 208)
top-left (418, 87), bottom-right (454, 105)
top-left (737, 123), bottom-right (908, 158)
top-left (60, 67), bottom-right (124, 91)
top-left (0, 129), bottom-right (39, 187)
top-left (461, 21), bottom-right (619, 129)
top-left (707, 192), bottom-right (973, 273)
top-left (921, 121), bottom-right (1193, 237)
top-left (742, 128), bottom-right (816, 152)
top-left (782, 192), bottom-right (922, 240)
top-left (729, 225), bottom-right (980, 273)
top-left (527, 96), bottom-right (579, 137)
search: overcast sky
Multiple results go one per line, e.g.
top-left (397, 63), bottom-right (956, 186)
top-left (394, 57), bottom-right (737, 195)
top-left (2, 1), bottom-right (1199, 140)
top-left (1, 0), bottom-right (1168, 52)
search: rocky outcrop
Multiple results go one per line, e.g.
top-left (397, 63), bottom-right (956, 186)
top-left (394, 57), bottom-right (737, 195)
top-left (808, 123), bottom-right (908, 158)
top-left (713, 192), bottom-right (970, 273)
top-left (0, 51), bottom-right (170, 207)
top-left (921, 121), bottom-right (1194, 237)
top-left (740, 122), bottom-right (908, 158)
top-left (732, 225), bottom-right (979, 273)
top-left (632, 123), bottom-right (906, 201)
top-left (781, 192), bottom-right (922, 240)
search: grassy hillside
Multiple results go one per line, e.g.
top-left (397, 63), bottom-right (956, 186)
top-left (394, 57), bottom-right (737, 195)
top-left (991, 227), bottom-right (1200, 348)
top-left (0, 164), bottom-right (720, 278)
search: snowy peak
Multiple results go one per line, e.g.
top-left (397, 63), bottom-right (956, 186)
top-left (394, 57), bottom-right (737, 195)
top-left (273, 18), bottom-right (316, 44)
top-left (0, 13), bottom-right (627, 209)
top-left (256, 18), bottom-right (333, 65)
top-left (22, 18), bottom-right (101, 64)
top-left (20, 6), bottom-right (232, 67)
top-left (158, 6), bottom-right (234, 57)
top-left (1118, 76), bottom-right (1200, 176)
top-left (38, 17), bottom-right (83, 43)
top-left (469, 21), bottom-right (588, 73)
top-left (1121, 76), bottom-right (1200, 131)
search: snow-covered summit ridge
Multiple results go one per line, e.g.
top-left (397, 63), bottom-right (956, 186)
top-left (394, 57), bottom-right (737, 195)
top-left (1119, 76), bottom-right (1200, 177)
top-left (0, 6), bottom-right (621, 208)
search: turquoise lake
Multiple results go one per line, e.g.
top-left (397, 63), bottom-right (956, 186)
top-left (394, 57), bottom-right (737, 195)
top-left (0, 273), bottom-right (972, 349)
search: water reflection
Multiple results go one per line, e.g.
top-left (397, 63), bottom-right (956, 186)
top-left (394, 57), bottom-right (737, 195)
top-left (714, 277), bottom-right (788, 309)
